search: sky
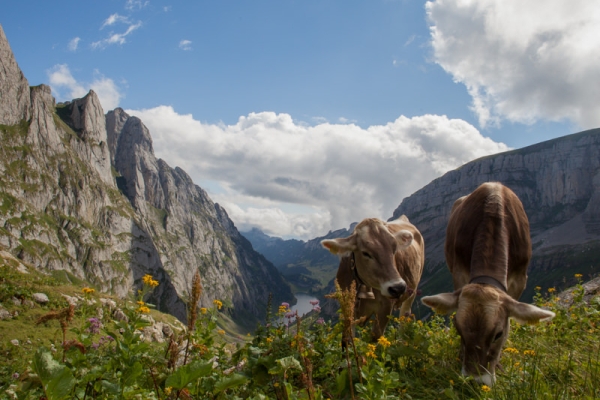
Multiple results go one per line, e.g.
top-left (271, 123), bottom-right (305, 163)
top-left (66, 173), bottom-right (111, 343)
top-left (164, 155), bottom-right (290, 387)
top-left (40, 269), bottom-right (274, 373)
top-left (2, 1), bottom-right (599, 240)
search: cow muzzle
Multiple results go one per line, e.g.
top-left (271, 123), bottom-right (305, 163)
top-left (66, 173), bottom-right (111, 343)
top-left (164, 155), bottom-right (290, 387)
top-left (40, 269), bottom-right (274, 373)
top-left (381, 280), bottom-right (407, 298)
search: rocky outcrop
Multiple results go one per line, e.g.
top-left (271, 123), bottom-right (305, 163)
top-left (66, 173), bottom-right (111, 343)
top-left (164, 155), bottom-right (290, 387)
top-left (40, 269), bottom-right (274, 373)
top-left (0, 25), bottom-right (30, 125)
top-left (0, 24), bottom-right (292, 327)
top-left (391, 128), bottom-right (600, 300)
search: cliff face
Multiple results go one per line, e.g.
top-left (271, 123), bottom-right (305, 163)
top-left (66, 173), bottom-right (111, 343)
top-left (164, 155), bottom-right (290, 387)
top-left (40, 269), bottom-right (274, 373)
top-left (0, 24), bottom-right (292, 327)
top-left (391, 128), bottom-right (600, 300)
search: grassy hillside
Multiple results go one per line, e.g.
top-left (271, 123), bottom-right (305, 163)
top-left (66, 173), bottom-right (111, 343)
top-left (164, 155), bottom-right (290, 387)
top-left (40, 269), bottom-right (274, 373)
top-left (1, 247), bottom-right (599, 399)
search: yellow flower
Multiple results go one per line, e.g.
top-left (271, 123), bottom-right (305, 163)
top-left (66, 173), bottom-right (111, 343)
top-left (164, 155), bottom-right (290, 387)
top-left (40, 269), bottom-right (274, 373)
top-left (514, 362), bottom-right (520, 368)
top-left (575, 273), bottom-right (583, 279)
top-left (137, 301), bottom-right (145, 306)
top-left (149, 279), bottom-right (159, 287)
top-left (213, 299), bottom-right (223, 310)
top-left (137, 306), bottom-right (150, 313)
top-left (534, 286), bottom-right (541, 291)
top-left (524, 349), bottom-right (536, 356)
top-left (266, 337), bottom-right (273, 343)
top-left (142, 274), bottom-right (154, 285)
top-left (548, 287), bottom-right (556, 293)
top-left (273, 382), bottom-right (280, 388)
top-left (377, 336), bottom-right (391, 348)
top-left (82, 287), bottom-right (95, 294)
top-left (200, 307), bottom-right (207, 314)
top-left (481, 385), bottom-right (491, 392)
top-left (504, 347), bottom-right (519, 354)
top-left (449, 379), bottom-right (454, 386)
top-left (278, 305), bottom-right (288, 313)
top-left (366, 351), bottom-right (377, 359)
top-left (217, 329), bottom-right (225, 335)
top-left (164, 387), bottom-right (172, 396)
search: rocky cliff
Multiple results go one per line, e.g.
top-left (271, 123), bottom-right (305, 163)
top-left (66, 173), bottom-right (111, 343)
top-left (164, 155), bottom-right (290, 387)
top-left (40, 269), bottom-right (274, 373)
top-left (391, 128), bottom-right (600, 301)
top-left (0, 24), bottom-right (292, 328)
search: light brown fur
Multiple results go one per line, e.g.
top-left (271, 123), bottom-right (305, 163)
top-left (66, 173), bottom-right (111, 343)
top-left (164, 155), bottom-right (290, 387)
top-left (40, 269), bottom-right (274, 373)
top-left (322, 216), bottom-right (425, 340)
top-left (422, 182), bottom-right (554, 385)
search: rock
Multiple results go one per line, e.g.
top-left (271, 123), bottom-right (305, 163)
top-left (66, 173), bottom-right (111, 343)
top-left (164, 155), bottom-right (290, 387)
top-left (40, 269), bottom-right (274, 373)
top-left (11, 297), bottom-right (21, 306)
top-left (162, 324), bottom-right (174, 338)
top-left (10, 339), bottom-right (19, 346)
top-left (32, 293), bottom-right (49, 304)
top-left (62, 294), bottom-right (79, 306)
top-left (0, 308), bottom-right (11, 320)
top-left (113, 308), bottom-right (129, 322)
top-left (100, 298), bottom-right (117, 310)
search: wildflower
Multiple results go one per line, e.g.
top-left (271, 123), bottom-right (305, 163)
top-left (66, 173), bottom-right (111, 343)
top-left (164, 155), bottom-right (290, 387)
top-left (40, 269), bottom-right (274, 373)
top-left (575, 273), bottom-right (583, 279)
top-left (316, 317), bottom-right (325, 325)
top-left (309, 300), bottom-right (320, 306)
top-left (481, 385), bottom-right (491, 392)
top-left (377, 336), bottom-right (391, 348)
top-left (137, 306), bottom-right (150, 314)
top-left (200, 307), bottom-right (207, 314)
top-left (285, 310), bottom-right (297, 319)
top-left (12, 372), bottom-right (19, 380)
top-left (505, 347), bottom-right (519, 354)
top-left (281, 302), bottom-right (290, 308)
top-left (313, 305), bottom-right (321, 312)
top-left (213, 299), bottom-right (223, 310)
top-left (523, 350), bottom-right (536, 356)
top-left (82, 287), bottom-right (95, 294)
top-left (273, 382), bottom-right (280, 388)
top-left (137, 301), bottom-right (145, 306)
top-left (217, 329), bottom-right (225, 335)
top-left (449, 379), bottom-right (454, 386)
top-left (164, 387), bottom-right (172, 396)
top-left (266, 337), bottom-right (273, 343)
top-left (278, 305), bottom-right (288, 313)
top-left (534, 286), bottom-right (541, 291)
top-left (514, 362), bottom-right (520, 368)
top-left (87, 318), bottom-right (101, 334)
top-left (548, 287), bottom-right (556, 293)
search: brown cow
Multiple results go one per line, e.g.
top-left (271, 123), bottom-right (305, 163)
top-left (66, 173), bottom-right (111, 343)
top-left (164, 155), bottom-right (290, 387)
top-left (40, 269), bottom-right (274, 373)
top-left (322, 216), bottom-right (424, 341)
top-left (421, 182), bottom-right (555, 386)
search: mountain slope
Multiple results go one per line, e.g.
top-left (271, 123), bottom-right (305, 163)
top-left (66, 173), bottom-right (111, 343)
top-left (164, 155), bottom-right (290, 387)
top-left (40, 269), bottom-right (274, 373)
top-left (0, 24), bottom-right (292, 328)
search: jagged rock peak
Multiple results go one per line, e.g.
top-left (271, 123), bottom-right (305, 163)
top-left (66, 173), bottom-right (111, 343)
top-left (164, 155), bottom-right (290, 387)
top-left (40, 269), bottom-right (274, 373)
top-left (0, 24), bottom-right (31, 125)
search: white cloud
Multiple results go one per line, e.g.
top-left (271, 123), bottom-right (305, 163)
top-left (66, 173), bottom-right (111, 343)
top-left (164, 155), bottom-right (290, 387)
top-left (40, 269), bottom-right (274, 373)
top-left (127, 107), bottom-right (509, 239)
top-left (427, 0), bottom-right (600, 130)
top-left (68, 37), bottom-right (81, 51)
top-left (47, 65), bottom-right (123, 111)
top-left (125, 0), bottom-right (148, 11)
top-left (93, 14), bottom-right (142, 48)
top-left (179, 40), bottom-right (192, 51)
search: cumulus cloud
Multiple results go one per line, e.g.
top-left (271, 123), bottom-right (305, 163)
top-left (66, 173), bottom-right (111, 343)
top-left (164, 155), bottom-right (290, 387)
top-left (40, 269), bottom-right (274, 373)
top-left (48, 65), bottom-right (123, 110)
top-left (127, 107), bottom-right (509, 239)
top-left (68, 37), bottom-right (80, 51)
top-left (427, 0), bottom-right (600, 129)
top-left (179, 40), bottom-right (192, 51)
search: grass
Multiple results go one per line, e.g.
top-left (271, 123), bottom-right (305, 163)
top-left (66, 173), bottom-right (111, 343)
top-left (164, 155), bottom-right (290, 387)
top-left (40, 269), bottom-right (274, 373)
top-left (1, 258), bottom-right (599, 399)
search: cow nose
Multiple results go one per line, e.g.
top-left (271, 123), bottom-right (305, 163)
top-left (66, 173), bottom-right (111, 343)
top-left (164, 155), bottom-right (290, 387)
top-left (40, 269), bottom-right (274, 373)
top-left (387, 282), bottom-right (406, 298)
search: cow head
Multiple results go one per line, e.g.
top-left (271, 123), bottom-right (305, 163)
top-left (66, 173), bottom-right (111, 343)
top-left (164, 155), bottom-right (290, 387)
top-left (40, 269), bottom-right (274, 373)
top-left (421, 284), bottom-right (555, 386)
top-left (321, 218), bottom-right (413, 298)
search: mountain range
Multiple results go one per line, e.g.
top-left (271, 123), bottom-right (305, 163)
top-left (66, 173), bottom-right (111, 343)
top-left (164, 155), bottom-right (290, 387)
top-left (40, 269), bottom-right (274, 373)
top-left (0, 24), bottom-right (292, 330)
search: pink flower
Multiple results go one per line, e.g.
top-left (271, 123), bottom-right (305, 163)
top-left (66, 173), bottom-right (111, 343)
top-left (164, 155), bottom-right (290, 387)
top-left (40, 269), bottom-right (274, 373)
top-left (316, 318), bottom-right (325, 325)
top-left (309, 300), bottom-right (320, 306)
top-left (281, 302), bottom-right (290, 308)
top-left (312, 305), bottom-right (321, 312)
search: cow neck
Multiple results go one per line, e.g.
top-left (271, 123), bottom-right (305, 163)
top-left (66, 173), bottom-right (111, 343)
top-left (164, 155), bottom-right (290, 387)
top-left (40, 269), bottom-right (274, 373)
top-left (350, 252), bottom-right (367, 288)
top-left (469, 275), bottom-right (507, 293)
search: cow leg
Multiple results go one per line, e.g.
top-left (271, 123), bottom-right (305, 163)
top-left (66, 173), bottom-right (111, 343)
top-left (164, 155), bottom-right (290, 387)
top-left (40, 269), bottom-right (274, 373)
top-left (398, 292), bottom-right (417, 317)
top-left (370, 299), bottom-right (394, 341)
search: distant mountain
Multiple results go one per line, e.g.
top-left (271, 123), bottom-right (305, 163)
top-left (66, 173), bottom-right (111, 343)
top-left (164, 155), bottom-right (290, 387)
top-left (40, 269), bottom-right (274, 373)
top-left (242, 225), bottom-right (355, 294)
top-left (0, 24), bottom-right (292, 329)
top-left (391, 127), bottom-right (600, 302)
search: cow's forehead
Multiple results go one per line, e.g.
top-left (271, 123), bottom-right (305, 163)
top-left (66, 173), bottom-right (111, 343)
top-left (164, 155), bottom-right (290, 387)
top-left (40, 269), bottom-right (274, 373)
top-left (355, 220), bottom-right (394, 248)
top-left (456, 286), bottom-right (504, 331)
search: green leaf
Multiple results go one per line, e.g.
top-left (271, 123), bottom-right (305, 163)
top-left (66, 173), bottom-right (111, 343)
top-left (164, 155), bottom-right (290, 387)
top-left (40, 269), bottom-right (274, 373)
top-left (165, 360), bottom-right (213, 390)
top-left (214, 373), bottom-right (249, 394)
top-left (276, 356), bottom-right (302, 372)
top-left (31, 348), bottom-right (75, 400)
top-left (122, 361), bottom-right (143, 387)
top-left (335, 368), bottom-right (348, 395)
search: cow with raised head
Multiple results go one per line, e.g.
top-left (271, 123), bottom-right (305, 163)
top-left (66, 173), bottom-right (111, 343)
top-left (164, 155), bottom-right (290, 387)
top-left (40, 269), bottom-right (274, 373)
top-left (321, 216), bottom-right (424, 341)
top-left (421, 182), bottom-right (555, 386)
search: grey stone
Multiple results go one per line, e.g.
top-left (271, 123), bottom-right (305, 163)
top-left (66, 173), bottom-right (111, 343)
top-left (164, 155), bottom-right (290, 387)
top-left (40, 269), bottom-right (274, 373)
top-left (32, 293), bottom-right (49, 304)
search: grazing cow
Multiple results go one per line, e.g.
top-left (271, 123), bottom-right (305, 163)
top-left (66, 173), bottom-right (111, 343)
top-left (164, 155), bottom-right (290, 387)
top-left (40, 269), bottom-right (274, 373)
top-left (322, 216), bottom-right (424, 341)
top-left (421, 182), bottom-right (555, 386)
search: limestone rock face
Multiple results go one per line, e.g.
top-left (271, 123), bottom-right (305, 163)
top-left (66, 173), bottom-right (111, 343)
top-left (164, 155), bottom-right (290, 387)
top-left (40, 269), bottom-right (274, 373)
top-left (0, 24), bottom-right (292, 326)
top-left (391, 128), bottom-right (600, 299)
top-left (0, 25), bottom-right (30, 125)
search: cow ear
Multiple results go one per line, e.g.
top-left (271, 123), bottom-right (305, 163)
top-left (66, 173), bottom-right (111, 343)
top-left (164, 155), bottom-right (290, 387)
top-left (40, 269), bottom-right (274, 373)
top-left (394, 230), bottom-right (414, 249)
top-left (321, 237), bottom-right (356, 256)
top-left (506, 299), bottom-right (556, 325)
top-left (421, 291), bottom-right (460, 315)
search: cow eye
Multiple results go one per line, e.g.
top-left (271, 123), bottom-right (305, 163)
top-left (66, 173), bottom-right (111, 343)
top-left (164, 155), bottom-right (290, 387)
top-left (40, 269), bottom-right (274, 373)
top-left (493, 331), bottom-right (503, 342)
top-left (361, 252), bottom-right (372, 259)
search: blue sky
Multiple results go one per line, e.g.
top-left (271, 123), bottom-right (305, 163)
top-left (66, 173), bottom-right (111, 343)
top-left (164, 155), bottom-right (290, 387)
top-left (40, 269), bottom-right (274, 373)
top-left (2, 1), bottom-right (598, 239)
